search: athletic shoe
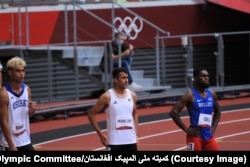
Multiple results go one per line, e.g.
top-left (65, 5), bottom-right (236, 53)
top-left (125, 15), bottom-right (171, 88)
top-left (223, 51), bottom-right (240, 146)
top-left (128, 82), bottom-right (143, 90)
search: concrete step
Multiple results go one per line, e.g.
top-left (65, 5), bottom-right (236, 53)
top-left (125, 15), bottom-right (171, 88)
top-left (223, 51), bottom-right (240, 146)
top-left (101, 70), bottom-right (145, 80)
top-left (62, 46), bottom-right (104, 67)
top-left (130, 85), bottom-right (172, 93)
top-left (101, 71), bottom-right (171, 90)
top-left (131, 70), bottom-right (144, 79)
top-left (133, 78), bottom-right (155, 87)
top-left (88, 66), bottom-right (103, 75)
top-left (100, 70), bottom-right (144, 82)
top-left (102, 74), bottom-right (156, 87)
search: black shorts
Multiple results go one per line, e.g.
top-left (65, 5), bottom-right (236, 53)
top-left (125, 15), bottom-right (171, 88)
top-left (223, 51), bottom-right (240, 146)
top-left (107, 143), bottom-right (137, 151)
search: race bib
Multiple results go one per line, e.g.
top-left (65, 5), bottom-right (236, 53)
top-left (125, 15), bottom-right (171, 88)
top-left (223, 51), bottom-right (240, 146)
top-left (198, 113), bottom-right (212, 127)
top-left (187, 142), bottom-right (195, 151)
top-left (116, 116), bottom-right (133, 130)
top-left (12, 122), bottom-right (26, 136)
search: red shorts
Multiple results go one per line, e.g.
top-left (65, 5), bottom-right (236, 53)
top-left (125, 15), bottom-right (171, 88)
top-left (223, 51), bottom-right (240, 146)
top-left (186, 136), bottom-right (219, 151)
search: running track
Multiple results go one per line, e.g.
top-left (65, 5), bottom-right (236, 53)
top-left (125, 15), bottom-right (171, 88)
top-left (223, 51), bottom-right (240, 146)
top-left (30, 97), bottom-right (250, 151)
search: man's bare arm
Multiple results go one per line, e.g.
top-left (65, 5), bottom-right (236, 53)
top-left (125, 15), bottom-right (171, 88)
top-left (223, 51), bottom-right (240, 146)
top-left (131, 91), bottom-right (138, 136)
top-left (211, 90), bottom-right (221, 134)
top-left (169, 96), bottom-right (189, 132)
top-left (88, 92), bottom-right (109, 136)
top-left (27, 85), bottom-right (36, 117)
top-left (0, 88), bottom-right (17, 150)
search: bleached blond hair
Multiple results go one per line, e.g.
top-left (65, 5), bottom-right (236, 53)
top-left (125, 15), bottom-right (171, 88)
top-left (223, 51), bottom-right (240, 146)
top-left (7, 56), bottom-right (27, 69)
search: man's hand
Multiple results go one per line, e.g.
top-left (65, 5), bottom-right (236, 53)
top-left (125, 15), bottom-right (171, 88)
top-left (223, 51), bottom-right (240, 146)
top-left (128, 44), bottom-right (134, 50)
top-left (29, 101), bottom-right (37, 116)
top-left (99, 133), bottom-right (108, 146)
top-left (185, 127), bottom-right (200, 136)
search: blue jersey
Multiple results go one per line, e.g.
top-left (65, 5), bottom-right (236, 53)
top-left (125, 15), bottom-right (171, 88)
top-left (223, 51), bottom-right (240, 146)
top-left (188, 87), bottom-right (215, 140)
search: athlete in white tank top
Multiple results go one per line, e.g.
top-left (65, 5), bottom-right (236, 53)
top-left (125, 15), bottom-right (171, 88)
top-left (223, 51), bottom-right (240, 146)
top-left (106, 88), bottom-right (136, 145)
top-left (0, 56), bottom-right (36, 151)
top-left (0, 83), bottom-right (32, 147)
top-left (88, 68), bottom-right (138, 151)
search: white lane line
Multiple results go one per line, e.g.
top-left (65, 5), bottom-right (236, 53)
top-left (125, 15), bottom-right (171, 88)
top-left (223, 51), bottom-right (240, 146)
top-left (93, 118), bottom-right (250, 151)
top-left (34, 108), bottom-right (250, 150)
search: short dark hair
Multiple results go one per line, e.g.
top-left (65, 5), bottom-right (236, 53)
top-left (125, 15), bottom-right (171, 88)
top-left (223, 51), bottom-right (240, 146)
top-left (112, 67), bottom-right (128, 79)
top-left (115, 31), bottom-right (126, 38)
top-left (193, 67), bottom-right (207, 77)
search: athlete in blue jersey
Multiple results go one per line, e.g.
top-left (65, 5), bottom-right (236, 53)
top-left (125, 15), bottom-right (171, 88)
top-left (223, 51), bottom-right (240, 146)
top-left (169, 68), bottom-right (221, 151)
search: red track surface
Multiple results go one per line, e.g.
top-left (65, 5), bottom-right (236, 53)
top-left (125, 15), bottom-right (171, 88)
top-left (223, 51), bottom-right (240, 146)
top-left (31, 97), bottom-right (250, 151)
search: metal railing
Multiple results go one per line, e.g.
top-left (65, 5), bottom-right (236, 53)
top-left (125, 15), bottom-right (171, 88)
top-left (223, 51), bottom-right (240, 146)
top-left (1, 1), bottom-right (250, 102)
top-left (2, 1), bottom-right (171, 91)
top-left (156, 30), bottom-right (250, 88)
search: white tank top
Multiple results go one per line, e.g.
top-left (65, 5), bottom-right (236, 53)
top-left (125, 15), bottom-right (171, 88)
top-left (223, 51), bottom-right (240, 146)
top-left (106, 89), bottom-right (136, 145)
top-left (0, 83), bottom-right (31, 147)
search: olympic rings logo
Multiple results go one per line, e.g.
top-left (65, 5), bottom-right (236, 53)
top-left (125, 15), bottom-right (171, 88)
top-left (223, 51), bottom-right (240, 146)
top-left (113, 16), bottom-right (143, 40)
